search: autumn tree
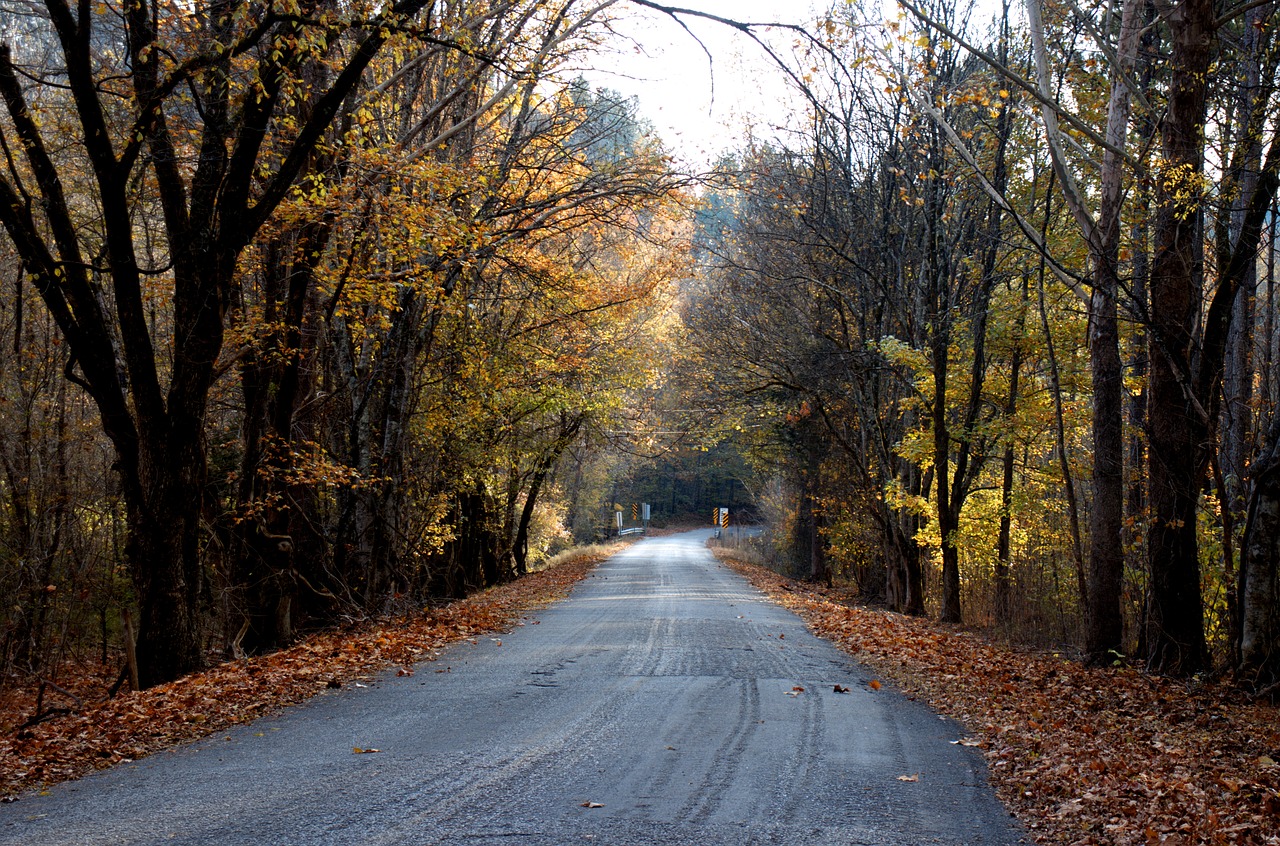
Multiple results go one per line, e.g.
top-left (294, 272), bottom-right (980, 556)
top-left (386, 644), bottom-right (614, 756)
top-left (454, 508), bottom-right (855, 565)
top-left (0, 0), bottom-right (470, 684)
top-left (0, 0), bottom-right (689, 685)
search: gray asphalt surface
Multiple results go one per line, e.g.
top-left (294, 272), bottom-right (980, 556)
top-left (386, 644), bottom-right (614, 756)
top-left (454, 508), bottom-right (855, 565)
top-left (0, 530), bottom-right (1024, 845)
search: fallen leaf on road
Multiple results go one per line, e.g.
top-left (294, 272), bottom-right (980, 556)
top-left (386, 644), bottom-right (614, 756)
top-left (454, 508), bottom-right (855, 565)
top-left (897, 774), bottom-right (919, 782)
top-left (0, 546), bottom-right (617, 801)
top-left (715, 550), bottom-right (1280, 846)
top-left (868, 680), bottom-right (882, 690)
top-left (352, 747), bottom-right (381, 754)
top-left (833, 684), bottom-right (850, 694)
top-left (580, 802), bottom-right (604, 808)
top-left (951, 738), bottom-right (982, 747)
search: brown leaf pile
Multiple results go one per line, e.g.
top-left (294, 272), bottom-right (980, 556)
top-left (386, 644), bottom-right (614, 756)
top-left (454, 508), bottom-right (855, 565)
top-left (0, 545), bottom-right (614, 799)
top-left (716, 551), bottom-right (1280, 846)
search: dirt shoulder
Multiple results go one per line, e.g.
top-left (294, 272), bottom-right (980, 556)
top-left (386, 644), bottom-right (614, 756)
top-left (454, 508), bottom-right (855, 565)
top-left (713, 550), bottom-right (1280, 846)
top-left (1, 545), bottom-right (615, 799)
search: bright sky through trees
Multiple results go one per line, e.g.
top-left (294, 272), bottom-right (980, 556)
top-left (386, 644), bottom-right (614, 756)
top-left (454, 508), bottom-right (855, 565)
top-left (583, 0), bottom-right (823, 169)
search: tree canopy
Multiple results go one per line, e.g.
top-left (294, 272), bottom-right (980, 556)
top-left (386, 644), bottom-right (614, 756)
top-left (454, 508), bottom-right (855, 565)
top-left (5, 0), bottom-right (1280, 700)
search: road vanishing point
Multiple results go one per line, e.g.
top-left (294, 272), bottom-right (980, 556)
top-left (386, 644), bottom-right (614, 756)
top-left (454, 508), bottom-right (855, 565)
top-left (1, 530), bottom-right (1025, 845)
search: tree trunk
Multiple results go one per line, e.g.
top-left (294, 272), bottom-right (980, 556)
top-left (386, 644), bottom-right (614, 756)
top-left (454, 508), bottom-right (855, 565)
top-left (900, 514), bottom-right (926, 616)
top-left (1086, 266), bottom-right (1126, 662)
top-left (1241, 417), bottom-right (1280, 689)
top-left (1145, 0), bottom-right (1214, 676)
top-left (934, 331), bottom-right (962, 623)
top-left (1027, 0), bottom-right (1139, 663)
top-left (128, 437), bottom-right (207, 688)
top-left (232, 224), bottom-right (327, 653)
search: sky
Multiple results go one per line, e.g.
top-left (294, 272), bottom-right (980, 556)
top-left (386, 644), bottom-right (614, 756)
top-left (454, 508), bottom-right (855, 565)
top-left (580, 0), bottom-right (826, 171)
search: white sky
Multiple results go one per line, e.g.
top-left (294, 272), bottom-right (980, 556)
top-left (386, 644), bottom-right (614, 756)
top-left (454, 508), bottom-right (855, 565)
top-left (581, 0), bottom-right (827, 171)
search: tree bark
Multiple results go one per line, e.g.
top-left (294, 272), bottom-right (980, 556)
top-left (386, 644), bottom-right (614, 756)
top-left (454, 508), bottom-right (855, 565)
top-left (1241, 416), bottom-right (1280, 688)
top-left (1026, 0), bottom-right (1137, 660)
top-left (0, 0), bottom-right (441, 686)
top-left (1145, 0), bottom-right (1215, 675)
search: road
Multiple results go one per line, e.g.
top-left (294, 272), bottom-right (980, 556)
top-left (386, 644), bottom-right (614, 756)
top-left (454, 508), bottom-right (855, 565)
top-left (0, 531), bottom-right (1023, 845)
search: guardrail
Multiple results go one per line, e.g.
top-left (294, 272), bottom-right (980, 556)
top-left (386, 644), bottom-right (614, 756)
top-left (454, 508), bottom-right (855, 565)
top-left (618, 527), bottom-right (645, 536)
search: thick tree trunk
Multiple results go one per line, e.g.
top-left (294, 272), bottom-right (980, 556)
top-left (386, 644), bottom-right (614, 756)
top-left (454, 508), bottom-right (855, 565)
top-left (128, 435), bottom-right (207, 688)
top-left (1083, 0), bottom-right (1142, 665)
top-left (1145, 0), bottom-right (1214, 676)
top-left (1086, 268), bottom-right (1126, 662)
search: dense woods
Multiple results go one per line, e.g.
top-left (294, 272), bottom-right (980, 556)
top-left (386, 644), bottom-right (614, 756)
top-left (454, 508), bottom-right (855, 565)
top-left (687, 0), bottom-right (1280, 692)
top-left (4, 0), bottom-right (1280, 703)
top-left (0, 0), bottom-right (688, 688)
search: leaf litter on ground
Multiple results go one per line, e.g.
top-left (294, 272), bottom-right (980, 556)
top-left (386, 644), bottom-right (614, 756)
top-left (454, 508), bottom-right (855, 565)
top-left (712, 549), bottom-right (1280, 846)
top-left (0, 544), bottom-right (618, 799)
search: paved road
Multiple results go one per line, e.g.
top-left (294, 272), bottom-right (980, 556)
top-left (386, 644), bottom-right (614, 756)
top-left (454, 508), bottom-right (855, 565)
top-left (0, 531), bottom-right (1023, 845)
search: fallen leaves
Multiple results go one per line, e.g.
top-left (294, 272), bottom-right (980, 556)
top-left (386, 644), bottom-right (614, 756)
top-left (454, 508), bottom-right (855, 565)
top-left (715, 550), bottom-right (1280, 846)
top-left (580, 801), bottom-right (604, 808)
top-left (0, 544), bottom-right (616, 799)
top-left (897, 774), bottom-right (919, 782)
top-left (352, 747), bottom-right (381, 754)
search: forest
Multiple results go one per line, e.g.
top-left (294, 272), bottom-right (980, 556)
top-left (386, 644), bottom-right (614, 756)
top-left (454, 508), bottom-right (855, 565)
top-left (2, 0), bottom-right (1279, 703)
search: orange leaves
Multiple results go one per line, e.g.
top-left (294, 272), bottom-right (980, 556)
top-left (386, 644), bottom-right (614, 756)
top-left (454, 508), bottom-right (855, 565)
top-left (0, 545), bottom-right (614, 799)
top-left (715, 550), bottom-right (1280, 846)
